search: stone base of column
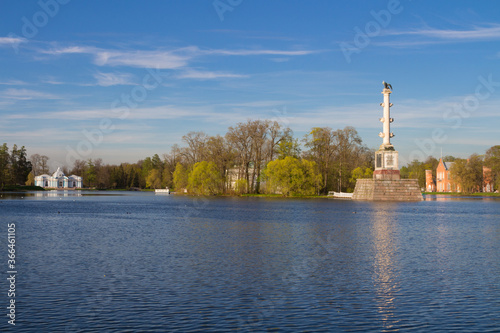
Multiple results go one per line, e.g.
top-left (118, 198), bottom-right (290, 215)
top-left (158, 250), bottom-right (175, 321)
top-left (373, 169), bottom-right (400, 180)
top-left (352, 178), bottom-right (423, 201)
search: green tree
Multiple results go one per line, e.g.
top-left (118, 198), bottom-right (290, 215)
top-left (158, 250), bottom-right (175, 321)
top-left (162, 164), bottom-right (173, 189)
top-left (173, 163), bottom-right (189, 191)
top-left (0, 143), bottom-right (10, 189)
top-left (350, 166), bottom-right (373, 183)
top-left (141, 157), bottom-right (153, 182)
top-left (303, 127), bottom-right (336, 193)
top-left (449, 154), bottom-right (483, 193)
top-left (234, 179), bottom-right (248, 195)
top-left (188, 161), bottom-right (223, 195)
top-left (364, 167), bottom-right (373, 178)
top-left (300, 158), bottom-right (323, 195)
top-left (403, 160), bottom-right (427, 188)
top-left (25, 171), bottom-right (35, 186)
top-left (264, 157), bottom-right (322, 196)
top-left (9, 145), bottom-right (32, 185)
top-left (86, 159), bottom-right (97, 187)
top-left (151, 154), bottom-right (163, 170)
top-left (146, 169), bottom-right (162, 189)
top-left (112, 164), bottom-right (126, 188)
top-left (129, 168), bottom-right (140, 188)
top-left (485, 145), bottom-right (500, 190)
top-left (276, 135), bottom-right (301, 160)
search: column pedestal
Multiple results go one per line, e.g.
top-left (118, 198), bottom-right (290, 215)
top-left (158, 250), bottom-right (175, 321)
top-left (373, 147), bottom-right (400, 180)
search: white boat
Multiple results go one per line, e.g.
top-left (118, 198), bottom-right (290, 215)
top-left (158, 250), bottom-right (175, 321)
top-left (328, 191), bottom-right (353, 199)
top-left (155, 188), bottom-right (170, 194)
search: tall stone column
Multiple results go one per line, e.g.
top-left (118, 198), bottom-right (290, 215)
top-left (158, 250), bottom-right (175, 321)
top-left (373, 86), bottom-right (400, 180)
top-left (379, 89), bottom-right (394, 148)
top-left (352, 82), bottom-right (423, 201)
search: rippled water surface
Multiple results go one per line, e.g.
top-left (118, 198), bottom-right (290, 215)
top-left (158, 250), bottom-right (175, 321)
top-left (1, 191), bottom-right (499, 332)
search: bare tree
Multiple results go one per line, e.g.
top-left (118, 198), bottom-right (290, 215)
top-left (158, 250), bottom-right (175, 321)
top-left (205, 135), bottom-right (234, 191)
top-left (226, 122), bottom-right (254, 193)
top-left (303, 127), bottom-right (337, 193)
top-left (181, 131), bottom-right (208, 165)
top-left (30, 154), bottom-right (41, 176)
top-left (40, 155), bottom-right (49, 174)
top-left (71, 159), bottom-right (86, 176)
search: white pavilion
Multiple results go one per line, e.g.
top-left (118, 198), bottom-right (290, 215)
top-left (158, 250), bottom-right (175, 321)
top-left (35, 167), bottom-right (83, 189)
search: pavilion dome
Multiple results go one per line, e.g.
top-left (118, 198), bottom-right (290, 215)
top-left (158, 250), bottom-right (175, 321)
top-left (52, 167), bottom-right (66, 178)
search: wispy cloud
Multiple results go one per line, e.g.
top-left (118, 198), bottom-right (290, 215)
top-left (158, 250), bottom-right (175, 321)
top-left (94, 72), bottom-right (135, 86)
top-left (7, 105), bottom-right (223, 121)
top-left (175, 69), bottom-right (248, 80)
top-left (0, 88), bottom-right (60, 100)
top-left (41, 44), bottom-right (319, 70)
top-left (205, 49), bottom-right (319, 56)
top-left (0, 36), bottom-right (27, 47)
top-left (0, 80), bottom-right (27, 85)
top-left (270, 58), bottom-right (290, 63)
top-left (380, 24), bottom-right (500, 47)
top-left (43, 46), bottom-right (190, 69)
top-left (388, 24), bottom-right (500, 40)
top-left (93, 50), bottom-right (189, 69)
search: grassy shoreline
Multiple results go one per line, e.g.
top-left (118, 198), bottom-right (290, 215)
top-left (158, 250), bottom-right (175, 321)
top-left (4, 186), bottom-right (498, 198)
top-left (423, 192), bottom-right (500, 197)
top-left (0, 185), bottom-right (45, 192)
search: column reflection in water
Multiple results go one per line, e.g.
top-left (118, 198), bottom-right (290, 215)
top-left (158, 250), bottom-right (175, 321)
top-left (371, 204), bottom-right (401, 330)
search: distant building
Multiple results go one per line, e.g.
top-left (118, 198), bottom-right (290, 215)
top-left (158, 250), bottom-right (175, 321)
top-left (426, 159), bottom-right (494, 193)
top-left (35, 167), bottom-right (83, 189)
top-left (436, 159), bottom-right (458, 192)
top-left (226, 165), bottom-right (257, 192)
top-left (483, 166), bottom-right (494, 192)
top-left (425, 170), bottom-right (435, 192)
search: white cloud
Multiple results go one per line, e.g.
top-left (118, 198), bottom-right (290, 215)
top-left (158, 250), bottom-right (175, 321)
top-left (0, 36), bottom-right (27, 47)
top-left (394, 25), bottom-right (500, 40)
top-left (94, 72), bottom-right (135, 86)
top-left (44, 46), bottom-right (190, 69)
top-left (41, 44), bottom-right (319, 70)
top-left (0, 80), bottom-right (27, 85)
top-left (46, 45), bottom-right (92, 54)
top-left (204, 49), bottom-right (319, 56)
top-left (7, 105), bottom-right (222, 121)
top-left (175, 69), bottom-right (248, 79)
top-left (93, 50), bottom-right (188, 69)
top-left (0, 88), bottom-right (59, 100)
top-left (381, 24), bottom-right (500, 47)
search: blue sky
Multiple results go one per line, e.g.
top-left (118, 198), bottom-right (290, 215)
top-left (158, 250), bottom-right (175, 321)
top-left (1, 0), bottom-right (500, 169)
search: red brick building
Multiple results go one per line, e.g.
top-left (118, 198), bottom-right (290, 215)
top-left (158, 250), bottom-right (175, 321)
top-left (483, 166), bottom-right (495, 192)
top-left (425, 170), bottom-right (435, 192)
top-left (426, 159), bottom-right (495, 193)
top-left (436, 159), bottom-right (457, 192)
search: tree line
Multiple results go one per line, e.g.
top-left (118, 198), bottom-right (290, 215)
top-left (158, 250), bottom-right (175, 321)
top-left (399, 146), bottom-right (500, 193)
top-left (5, 121), bottom-right (498, 195)
top-left (0, 143), bottom-right (32, 189)
top-left (18, 120), bottom-right (372, 195)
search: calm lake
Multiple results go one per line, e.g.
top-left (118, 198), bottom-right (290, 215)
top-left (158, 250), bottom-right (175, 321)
top-left (1, 191), bottom-right (499, 332)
